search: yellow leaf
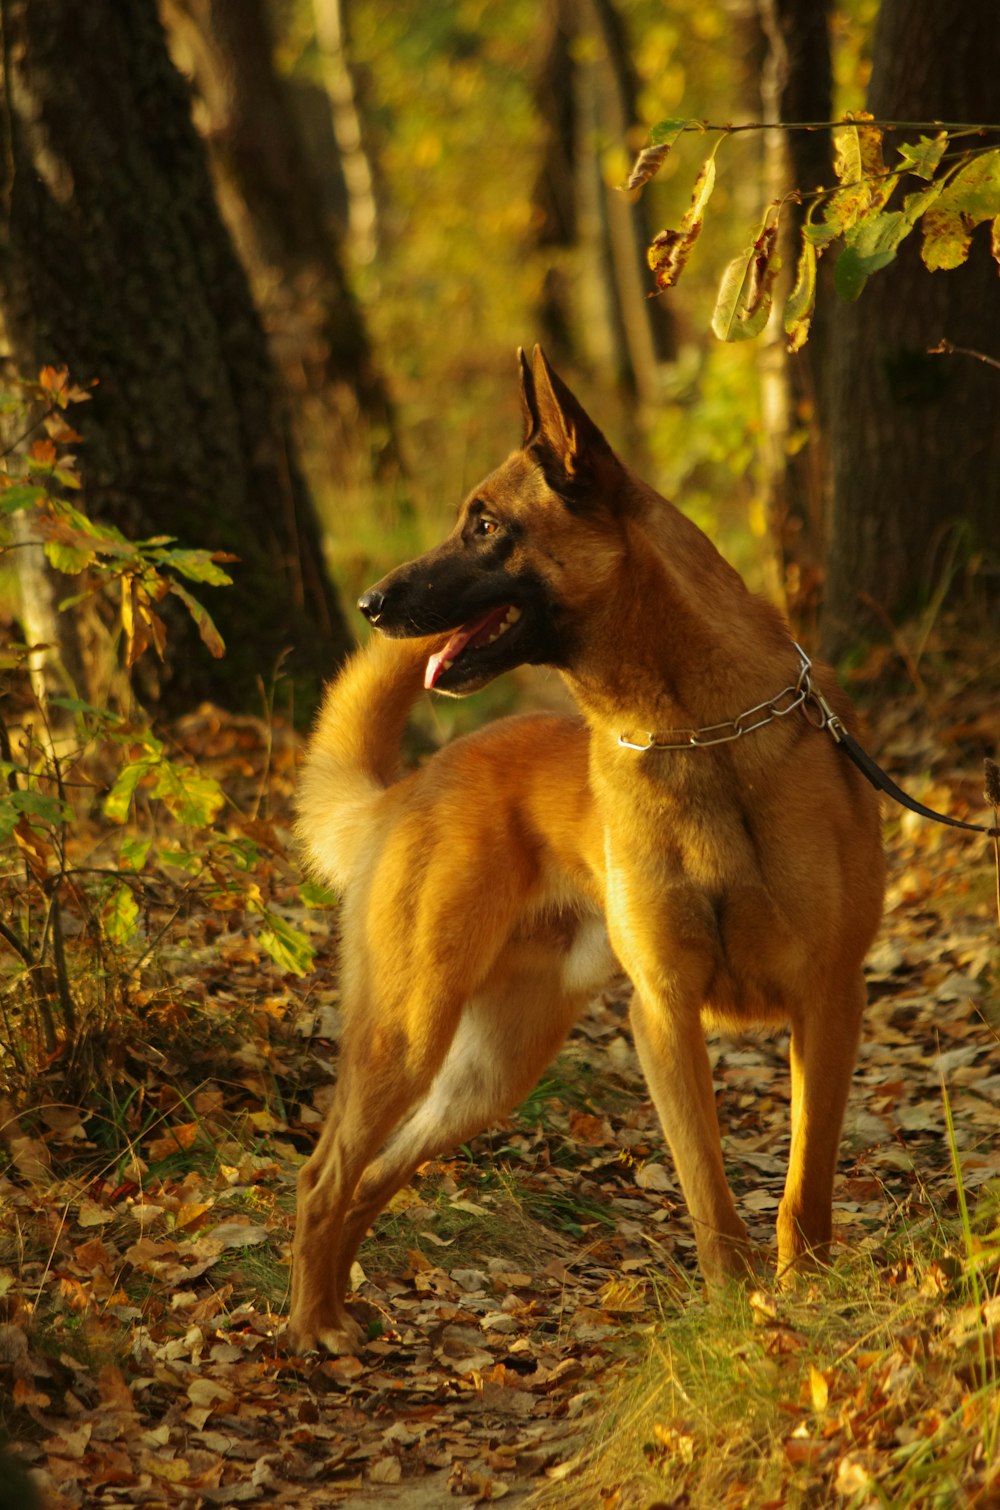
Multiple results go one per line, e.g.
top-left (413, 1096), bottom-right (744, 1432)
top-left (809, 1364), bottom-right (829, 1410)
top-left (186, 1378), bottom-right (235, 1410)
top-left (749, 1289), bottom-right (778, 1324)
top-left (77, 1198), bottom-right (114, 1229)
top-left (140, 1453), bottom-right (192, 1483)
top-left (174, 1201), bottom-right (212, 1231)
top-left (248, 1109), bottom-right (283, 1133)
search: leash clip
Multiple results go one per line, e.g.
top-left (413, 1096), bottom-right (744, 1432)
top-left (791, 642), bottom-right (846, 742)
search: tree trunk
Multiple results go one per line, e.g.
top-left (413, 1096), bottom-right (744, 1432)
top-left (312, 0), bottom-right (379, 268)
top-left (821, 0), bottom-right (1000, 658)
top-left (162, 0), bottom-right (404, 514)
top-left (531, 0), bottom-right (675, 403)
top-left (756, 0), bottom-right (833, 632)
top-left (531, 0), bottom-right (580, 371)
top-left (0, 0), bottom-right (350, 712)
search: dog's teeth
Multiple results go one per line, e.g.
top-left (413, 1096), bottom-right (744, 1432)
top-left (442, 658), bottom-right (453, 670)
top-left (505, 607), bottom-right (522, 625)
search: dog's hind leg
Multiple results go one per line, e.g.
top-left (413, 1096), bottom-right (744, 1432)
top-left (289, 987), bottom-right (471, 1354)
top-left (326, 916), bottom-right (616, 1335)
top-left (777, 970), bottom-right (866, 1276)
top-left (331, 994), bottom-right (577, 1304)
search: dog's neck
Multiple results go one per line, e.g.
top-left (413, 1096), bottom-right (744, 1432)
top-left (561, 490), bottom-right (795, 744)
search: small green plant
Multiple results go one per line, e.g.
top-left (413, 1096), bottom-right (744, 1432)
top-left (0, 370), bottom-right (319, 1094)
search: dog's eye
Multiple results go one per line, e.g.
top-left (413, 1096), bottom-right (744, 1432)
top-left (475, 516), bottom-right (501, 537)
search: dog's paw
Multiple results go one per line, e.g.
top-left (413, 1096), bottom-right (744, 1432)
top-left (284, 1311), bottom-right (366, 1356)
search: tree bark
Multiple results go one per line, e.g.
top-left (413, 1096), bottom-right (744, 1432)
top-left (0, 0), bottom-right (351, 711)
top-left (756, 0), bottom-right (833, 631)
top-left (162, 0), bottom-right (404, 510)
top-left (821, 0), bottom-right (1000, 658)
top-left (312, 0), bottom-right (379, 268)
top-left (531, 0), bottom-right (675, 403)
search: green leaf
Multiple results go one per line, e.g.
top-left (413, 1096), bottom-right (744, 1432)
top-left (50, 695), bottom-right (108, 715)
top-left (833, 244), bottom-right (871, 301)
top-left (299, 880), bottom-right (337, 908)
top-left (157, 848), bottom-right (203, 875)
top-left (157, 548), bottom-right (233, 587)
top-left (102, 883), bottom-right (139, 945)
top-left (0, 483), bottom-right (46, 515)
top-left (784, 239), bottom-right (817, 352)
top-left (152, 761), bottom-right (226, 827)
top-left (711, 225), bottom-right (780, 343)
top-left (119, 834), bottom-right (152, 871)
top-left (169, 582), bottom-right (226, 660)
top-left (104, 760), bottom-right (153, 823)
top-left (813, 121), bottom-right (901, 246)
top-left (44, 540), bottom-right (93, 575)
top-left (835, 181), bottom-right (944, 300)
top-left (0, 788), bottom-right (69, 843)
top-left (11, 789), bottom-right (71, 826)
top-left (650, 117), bottom-right (695, 148)
top-left (258, 912), bottom-right (316, 977)
top-left (921, 149), bottom-right (1000, 271)
top-left (0, 798), bottom-right (16, 845)
top-left (896, 132), bottom-right (948, 181)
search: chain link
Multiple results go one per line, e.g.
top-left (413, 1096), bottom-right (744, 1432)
top-left (618, 644), bottom-right (816, 752)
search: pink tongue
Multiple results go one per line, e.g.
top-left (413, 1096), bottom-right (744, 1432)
top-left (424, 605), bottom-right (511, 689)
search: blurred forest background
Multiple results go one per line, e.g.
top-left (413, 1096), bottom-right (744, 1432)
top-left (3, 0), bottom-right (997, 721)
top-left (1, 6), bottom-right (999, 1504)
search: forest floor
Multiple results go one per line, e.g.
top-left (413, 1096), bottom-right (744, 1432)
top-left (1, 639), bottom-right (998, 1509)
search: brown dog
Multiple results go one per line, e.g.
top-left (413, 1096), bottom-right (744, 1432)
top-left (289, 348), bottom-right (884, 1353)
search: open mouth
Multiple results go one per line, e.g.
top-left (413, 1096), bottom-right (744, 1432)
top-left (424, 604), bottom-right (523, 690)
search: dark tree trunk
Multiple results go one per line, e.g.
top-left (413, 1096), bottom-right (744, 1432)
top-left (757, 0), bottom-right (833, 631)
top-left (162, 0), bottom-right (404, 509)
top-left (531, 0), bottom-right (675, 404)
top-left (531, 0), bottom-right (579, 370)
top-left (0, 0), bottom-right (351, 712)
top-left (821, 0), bottom-right (1000, 658)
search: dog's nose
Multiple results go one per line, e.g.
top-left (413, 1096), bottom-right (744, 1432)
top-left (357, 587), bottom-right (385, 624)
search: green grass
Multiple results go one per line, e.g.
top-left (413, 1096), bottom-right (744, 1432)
top-left (525, 1196), bottom-right (1000, 1510)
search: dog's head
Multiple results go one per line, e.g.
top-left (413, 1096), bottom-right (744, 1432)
top-left (358, 346), bottom-right (628, 696)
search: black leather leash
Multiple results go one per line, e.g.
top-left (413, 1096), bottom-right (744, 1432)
top-left (807, 680), bottom-right (998, 837)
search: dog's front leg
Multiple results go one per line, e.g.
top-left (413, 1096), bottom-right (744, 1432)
top-left (777, 970), bottom-right (867, 1276)
top-left (629, 989), bottom-right (752, 1285)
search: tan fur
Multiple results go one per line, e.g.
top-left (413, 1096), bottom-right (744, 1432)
top-left (289, 350), bottom-right (884, 1354)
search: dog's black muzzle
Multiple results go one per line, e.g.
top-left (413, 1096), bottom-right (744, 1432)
top-left (357, 587), bottom-right (385, 624)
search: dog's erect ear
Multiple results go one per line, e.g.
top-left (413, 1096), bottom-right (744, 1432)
top-left (520, 346), bottom-right (617, 503)
top-left (518, 346), bottom-right (540, 445)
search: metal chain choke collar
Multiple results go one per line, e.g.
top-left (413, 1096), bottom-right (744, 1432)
top-left (617, 642), bottom-right (834, 752)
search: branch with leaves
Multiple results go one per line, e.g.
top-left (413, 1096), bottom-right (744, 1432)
top-left (626, 116), bottom-right (1000, 350)
top-left (1, 368), bottom-right (236, 668)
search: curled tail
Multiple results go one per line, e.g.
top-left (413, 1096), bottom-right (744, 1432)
top-left (296, 633), bottom-right (436, 890)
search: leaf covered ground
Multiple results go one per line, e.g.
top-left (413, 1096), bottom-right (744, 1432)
top-left (1, 645), bottom-right (998, 1509)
